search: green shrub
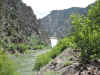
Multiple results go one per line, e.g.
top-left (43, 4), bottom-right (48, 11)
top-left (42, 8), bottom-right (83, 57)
top-left (33, 36), bottom-right (76, 70)
top-left (33, 44), bottom-right (46, 50)
top-left (0, 39), bottom-right (30, 53)
top-left (27, 35), bottom-right (48, 50)
top-left (0, 34), bottom-right (48, 53)
top-left (6, 43), bottom-right (17, 52)
top-left (6, 43), bottom-right (30, 53)
top-left (33, 53), bottom-right (52, 70)
top-left (71, 13), bottom-right (100, 63)
top-left (16, 43), bottom-right (30, 53)
top-left (69, 0), bottom-right (100, 63)
top-left (64, 61), bottom-right (73, 67)
top-left (0, 50), bottom-right (20, 75)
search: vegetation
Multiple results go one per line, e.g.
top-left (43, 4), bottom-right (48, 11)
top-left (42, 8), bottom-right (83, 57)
top-left (27, 35), bottom-right (49, 50)
top-left (0, 40), bottom-right (30, 53)
top-left (0, 34), bottom-right (47, 54)
top-left (33, 36), bottom-right (76, 70)
top-left (64, 61), bottom-right (73, 66)
top-left (0, 0), bottom-right (48, 53)
top-left (0, 0), bottom-right (100, 74)
top-left (34, 0), bottom-right (100, 70)
top-left (71, 0), bottom-right (100, 63)
top-left (0, 50), bottom-right (20, 75)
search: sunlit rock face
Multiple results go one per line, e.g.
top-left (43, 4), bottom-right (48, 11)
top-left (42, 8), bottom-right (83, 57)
top-left (0, 0), bottom-right (40, 43)
top-left (40, 7), bottom-right (88, 38)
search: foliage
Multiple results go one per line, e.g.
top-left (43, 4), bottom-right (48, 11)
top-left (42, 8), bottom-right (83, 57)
top-left (0, 40), bottom-right (30, 53)
top-left (71, 15), bottom-right (92, 62)
top-left (0, 34), bottom-right (47, 53)
top-left (33, 53), bottom-right (52, 70)
top-left (34, 0), bottom-right (100, 70)
top-left (33, 36), bottom-right (76, 70)
top-left (64, 61), bottom-right (73, 66)
top-left (33, 44), bottom-right (46, 50)
top-left (70, 0), bottom-right (100, 63)
top-left (0, 0), bottom-right (46, 53)
top-left (27, 35), bottom-right (48, 50)
top-left (88, 0), bottom-right (100, 24)
top-left (0, 50), bottom-right (20, 75)
top-left (16, 43), bottom-right (30, 53)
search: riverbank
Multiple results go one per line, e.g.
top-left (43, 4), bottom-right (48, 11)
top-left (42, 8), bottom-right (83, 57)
top-left (9, 49), bottom-right (50, 75)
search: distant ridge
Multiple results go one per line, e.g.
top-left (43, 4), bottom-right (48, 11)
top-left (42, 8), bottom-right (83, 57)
top-left (39, 4), bottom-right (94, 38)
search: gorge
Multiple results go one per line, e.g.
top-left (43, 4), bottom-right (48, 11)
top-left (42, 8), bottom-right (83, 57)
top-left (0, 0), bottom-right (98, 75)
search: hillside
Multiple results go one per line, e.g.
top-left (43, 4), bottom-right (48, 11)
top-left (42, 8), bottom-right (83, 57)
top-left (39, 7), bottom-right (88, 38)
top-left (0, 0), bottom-right (40, 43)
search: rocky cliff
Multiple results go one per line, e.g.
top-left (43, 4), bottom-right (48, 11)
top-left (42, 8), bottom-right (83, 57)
top-left (40, 7), bottom-right (88, 38)
top-left (0, 0), bottom-right (40, 43)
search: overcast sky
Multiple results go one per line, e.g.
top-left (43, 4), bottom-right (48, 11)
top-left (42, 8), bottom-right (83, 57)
top-left (22, 0), bottom-right (96, 19)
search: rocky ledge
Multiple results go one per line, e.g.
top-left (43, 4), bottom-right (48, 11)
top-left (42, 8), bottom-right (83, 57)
top-left (38, 48), bottom-right (100, 75)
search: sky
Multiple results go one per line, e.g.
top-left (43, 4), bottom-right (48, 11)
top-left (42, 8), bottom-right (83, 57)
top-left (22, 0), bottom-right (96, 19)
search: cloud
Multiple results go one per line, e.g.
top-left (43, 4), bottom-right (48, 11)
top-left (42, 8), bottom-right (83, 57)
top-left (22, 0), bottom-right (96, 18)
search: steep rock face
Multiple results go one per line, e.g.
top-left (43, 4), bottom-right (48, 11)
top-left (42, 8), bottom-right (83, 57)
top-left (0, 0), bottom-right (39, 43)
top-left (40, 7), bottom-right (88, 38)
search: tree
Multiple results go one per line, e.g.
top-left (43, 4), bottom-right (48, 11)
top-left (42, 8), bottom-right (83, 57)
top-left (88, 0), bottom-right (100, 58)
top-left (71, 15), bottom-right (93, 63)
top-left (71, 0), bottom-right (100, 63)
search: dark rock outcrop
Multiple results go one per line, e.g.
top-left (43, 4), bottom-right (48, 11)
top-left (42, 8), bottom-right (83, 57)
top-left (0, 0), bottom-right (40, 43)
top-left (39, 7), bottom-right (88, 38)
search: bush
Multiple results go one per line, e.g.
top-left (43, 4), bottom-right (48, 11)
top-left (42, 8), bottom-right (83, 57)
top-left (6, 43), bottom-right (30, 53)
top-left (71, 13), bottom-right (100, 63)
top-left (33, 42), bottom-right (47, 50)
top-left (0, 34), bottom-right (48, 53)
top-left (33, 53), bottom-right (52, 70)
top-left (27, 35), bottom-right (48, 50)
top-left (33, 36), bottom-right (76, 70)
top-left (16, 43), bottom-right (30, 53)
top-left (64, 61), bottom-right (73, 66)
top-left (0, 50), bottom-right (20, 75)
top-left (0, 39), bottom-right (30, 53)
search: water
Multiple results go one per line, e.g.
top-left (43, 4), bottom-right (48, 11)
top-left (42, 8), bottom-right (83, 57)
top-left (9, 49), bottom-right (50, 75)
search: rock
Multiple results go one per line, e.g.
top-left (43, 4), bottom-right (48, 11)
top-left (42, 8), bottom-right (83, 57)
top-left (39, 3), bottom-right (95, 39)
top-left (40, 48), bottom-right (78, 72)
top-left (61, 62), bottom-right (100, 75)
top-left (39, 7), bottom-right (88, 38)
top-left (0, 0), bottom-right (40, 43)
top-left (39, 48), bottom-right (100, 75)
